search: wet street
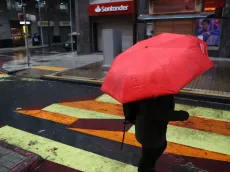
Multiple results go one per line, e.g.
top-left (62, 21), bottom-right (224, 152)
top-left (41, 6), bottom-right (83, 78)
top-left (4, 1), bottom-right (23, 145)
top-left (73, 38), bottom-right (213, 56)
top-left (0, 72), bottom-right (229, 171)
top-left (0, 46), bottom-right (66, 70)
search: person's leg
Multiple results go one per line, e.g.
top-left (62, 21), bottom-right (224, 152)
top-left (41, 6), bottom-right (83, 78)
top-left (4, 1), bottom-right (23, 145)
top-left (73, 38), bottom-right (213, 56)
top-left (138, 147), bottom-right (156, 172)
top-left (138, 142), bottom-right (167, 172)
top-left (156, 141), bottom-right (167, 160)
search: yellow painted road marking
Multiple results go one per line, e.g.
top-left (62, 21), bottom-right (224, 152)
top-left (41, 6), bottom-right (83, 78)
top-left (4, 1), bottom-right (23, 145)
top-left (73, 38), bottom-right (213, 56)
top-left (21, 78), bottom-right (42, 81)
top-left (43, 104), bottom-right (123, 119)
top-left (72, 128), bottom-right (230, 162)
top-left (176, 105), bottom-right (230, 122)
top-left (96, 94), bottom-right (120, 104)
top-left (0, 126), bottom-right (137, 172)
top-left (44, 75), bottom-right (103, 83)
top-left (128, 125), bottom-right (230, 155)
top-left (96, 94), bottom-right (230, 122)
top-left (0, 74), bottom-right (10, 78)
top-left (32, 66), bottom-right (68, 72)
top-left (16, 110), bottom-right (77, 125)
top-left (41, 101), bottom-right (230, 155)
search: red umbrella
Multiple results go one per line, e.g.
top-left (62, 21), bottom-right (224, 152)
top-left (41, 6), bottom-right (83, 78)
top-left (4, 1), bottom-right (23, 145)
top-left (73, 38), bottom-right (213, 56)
top-left (101, 33), bottom-right (214, 104)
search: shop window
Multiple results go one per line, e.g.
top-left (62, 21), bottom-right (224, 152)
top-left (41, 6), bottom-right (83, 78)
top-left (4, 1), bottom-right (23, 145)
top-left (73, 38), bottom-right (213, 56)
top-left (6, 0), bottom-right (22, 11)
top-left (59, 1), bottom-right (69, 14)
top-left (152, 0), bottom-right (196, 13)
top-left (35, 0), bottom-right (45, 8)
top-left (89, 0), bottom-right (131, 4)
top-left (11, 27), bottom-right (24, 40)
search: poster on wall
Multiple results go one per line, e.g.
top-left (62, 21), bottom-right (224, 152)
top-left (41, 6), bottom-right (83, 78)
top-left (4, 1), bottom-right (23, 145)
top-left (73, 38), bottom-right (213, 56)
top-left (195, 19), bottom-right (221, 46)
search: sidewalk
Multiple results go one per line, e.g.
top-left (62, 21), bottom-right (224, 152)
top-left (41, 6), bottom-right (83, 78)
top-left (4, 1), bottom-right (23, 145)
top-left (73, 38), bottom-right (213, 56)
top-left (2, 51), bottom-right (230, 100)
top-left (0, 140), bottom-right (43, 171)
top-left (2, 52), bottom-right (104, 78)
top-left (0, 43), bottom-right (62, 54)
top-left (43, 57), bottom-right (230, 100)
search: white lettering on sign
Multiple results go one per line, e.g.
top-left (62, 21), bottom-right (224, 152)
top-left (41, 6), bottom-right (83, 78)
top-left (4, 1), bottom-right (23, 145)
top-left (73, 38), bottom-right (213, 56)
top-left (95, 5), bottom-right (129, 13)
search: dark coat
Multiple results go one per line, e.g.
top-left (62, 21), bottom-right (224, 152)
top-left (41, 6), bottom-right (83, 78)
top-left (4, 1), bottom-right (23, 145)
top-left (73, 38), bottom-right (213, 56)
top-left (133, 95), bottom-right (189, 148)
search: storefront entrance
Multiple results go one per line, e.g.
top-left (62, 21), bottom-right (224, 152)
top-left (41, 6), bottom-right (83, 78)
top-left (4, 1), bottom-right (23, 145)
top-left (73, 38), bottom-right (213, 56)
top-left (10, 20), bottom-right (29, 47)
top-left (95, 22), bottom-right (133, 52)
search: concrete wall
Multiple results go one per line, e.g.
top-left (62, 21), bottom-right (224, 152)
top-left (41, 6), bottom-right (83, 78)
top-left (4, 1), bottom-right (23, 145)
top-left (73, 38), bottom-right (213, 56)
top-left (138, 0), bottom-right (149, 15)
top-left (0, 16), bottom-right (11, 40)
top-left (0, 1), bottom-right (13, 48)
top-left (75, 0), bottom-right (91, 54)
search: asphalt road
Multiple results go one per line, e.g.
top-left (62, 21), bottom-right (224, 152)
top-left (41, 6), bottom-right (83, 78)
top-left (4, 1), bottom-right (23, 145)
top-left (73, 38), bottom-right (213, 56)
top-left (0, 73), bottom-right (229, 172)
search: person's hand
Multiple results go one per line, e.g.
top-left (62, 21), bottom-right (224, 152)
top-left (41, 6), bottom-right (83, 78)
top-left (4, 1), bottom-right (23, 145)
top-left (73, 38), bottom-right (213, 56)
top-left (178, 111), bottom-right (189, 121)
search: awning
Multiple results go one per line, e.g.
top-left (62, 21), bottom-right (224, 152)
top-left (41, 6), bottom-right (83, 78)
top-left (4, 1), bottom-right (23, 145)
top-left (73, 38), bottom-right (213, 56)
top-left (138, 12), bottom-right (214, 21)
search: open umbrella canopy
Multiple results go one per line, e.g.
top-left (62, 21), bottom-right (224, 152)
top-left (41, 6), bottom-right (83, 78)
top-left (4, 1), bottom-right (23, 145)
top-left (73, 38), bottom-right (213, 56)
top-left (101, 33), bottom-right (214, 104)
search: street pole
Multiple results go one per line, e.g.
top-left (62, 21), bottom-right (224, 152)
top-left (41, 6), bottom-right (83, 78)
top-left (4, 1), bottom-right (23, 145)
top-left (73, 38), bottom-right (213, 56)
top-left (38, 0), bottom-right (44, 46)
top-left (22, 3), bottom-right (30, 66)
top-left (69, 0), bottom-right (73, 52)
top-left (48, 20), bottom-right (50, 47)
top-left (133, 0), bottom-right (138, 45)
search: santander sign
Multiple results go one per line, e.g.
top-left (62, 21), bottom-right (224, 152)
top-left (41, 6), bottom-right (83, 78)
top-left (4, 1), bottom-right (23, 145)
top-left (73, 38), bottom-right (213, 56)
top-left (95, 5), bottom-right (129, 13)
top-left (88, 1), bottom-right (133, 16)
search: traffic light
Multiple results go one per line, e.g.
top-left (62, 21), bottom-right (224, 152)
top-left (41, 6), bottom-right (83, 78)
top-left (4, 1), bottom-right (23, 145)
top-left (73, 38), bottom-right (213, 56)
top-left (18, 13), bottom-right (25, 21)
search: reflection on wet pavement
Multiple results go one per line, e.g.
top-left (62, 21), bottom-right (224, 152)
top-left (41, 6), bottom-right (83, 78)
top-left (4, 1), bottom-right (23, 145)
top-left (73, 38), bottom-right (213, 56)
top-left (54, 58), bottom-right (230, 96)
top-left (57, 61), bottom-right (106, 80)
top-left (15, 68), bottom-right (58, 79)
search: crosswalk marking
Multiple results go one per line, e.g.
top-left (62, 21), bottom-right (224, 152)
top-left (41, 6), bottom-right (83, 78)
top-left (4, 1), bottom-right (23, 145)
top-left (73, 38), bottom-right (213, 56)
top-left (32, 66), bottom-right (68, 72)
top-left (16, 110), bottom-right (77, 125)
top-left (58, 100), bottom-right (230, 136)
top-left (71, 128), bottom-right (230, 162)
top-left (128, 125), bottom-right (230, 155)
top-left (96, 94), bottom-right (230, 122)
top-left (0, 126), bottom-right (137, 172)
top-left (58, 100), bottom-right (124, 117)
top-left (0, 74), bottom-right (10, 78)
top-left (14, 93), bottom-right (230, 164)
top-left (43, 104), bottom-right (123, 119)
top-left (96, 94), bottom-right (120, 104)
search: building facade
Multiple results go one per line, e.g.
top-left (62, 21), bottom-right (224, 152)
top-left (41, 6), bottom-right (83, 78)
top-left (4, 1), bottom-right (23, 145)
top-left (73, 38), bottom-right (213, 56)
top-left (138, 0), bottom-right (228, 57)
top-left (89, 0), bottom-right (134, 52)
top-left (74, 0), bottom-right (147, 54)
top-left (0, 0), bottom-right (75, 48)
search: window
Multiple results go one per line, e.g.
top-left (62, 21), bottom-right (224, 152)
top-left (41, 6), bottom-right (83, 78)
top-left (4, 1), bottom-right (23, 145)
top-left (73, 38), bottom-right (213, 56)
top-left (6, 0), bottom-right (22, 11)
top-left (35, 0), bottom-right (45, 8)
top-left (59, 1), bottom-right (68, 13)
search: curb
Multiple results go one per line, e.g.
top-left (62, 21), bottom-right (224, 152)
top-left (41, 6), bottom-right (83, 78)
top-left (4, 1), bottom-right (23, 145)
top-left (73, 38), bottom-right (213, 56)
top-left (41, 75), bottom-right (102, 87)
top-left (7, 68), bottom-right (30, 75)
top-left (41, 75), bottom-right (230, 109)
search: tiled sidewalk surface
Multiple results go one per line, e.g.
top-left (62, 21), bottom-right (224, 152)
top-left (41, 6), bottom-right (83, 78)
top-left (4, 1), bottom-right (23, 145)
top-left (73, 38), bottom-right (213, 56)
top-left (0, 140), bottom-right (43, 172)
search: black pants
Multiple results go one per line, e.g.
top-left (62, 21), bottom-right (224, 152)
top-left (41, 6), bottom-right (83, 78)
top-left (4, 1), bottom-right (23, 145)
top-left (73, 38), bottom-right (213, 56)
top-left (138, 142), bottom-right (167, 172)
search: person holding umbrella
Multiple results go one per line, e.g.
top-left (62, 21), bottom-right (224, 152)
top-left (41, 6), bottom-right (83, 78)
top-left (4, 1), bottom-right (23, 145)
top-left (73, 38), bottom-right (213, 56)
top-left (123, 95), bottom-right (189, 172)
top-left (101, 33), bottom-right (214, 172)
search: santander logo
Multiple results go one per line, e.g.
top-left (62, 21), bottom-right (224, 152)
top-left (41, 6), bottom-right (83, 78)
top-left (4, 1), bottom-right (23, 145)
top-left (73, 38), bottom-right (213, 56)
top-left (95, 5), bottom-right (102, 12)
top-left (94, 4), bottom-right (129, 13)
top-left (200, 43), bottom-right (205, 54)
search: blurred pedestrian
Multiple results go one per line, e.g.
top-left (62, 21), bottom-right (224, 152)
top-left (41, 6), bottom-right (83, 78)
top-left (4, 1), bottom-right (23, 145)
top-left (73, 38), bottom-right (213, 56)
top-left (123, 95), bottom-right (189, 172)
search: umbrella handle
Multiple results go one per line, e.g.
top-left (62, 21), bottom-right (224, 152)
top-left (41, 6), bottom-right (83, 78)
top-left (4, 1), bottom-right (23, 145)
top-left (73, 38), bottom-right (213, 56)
top-left (120, 120), bottom-right (129, 150)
